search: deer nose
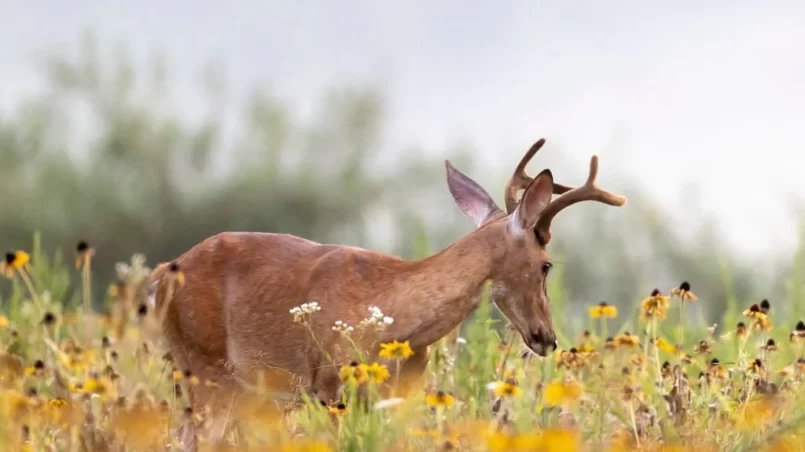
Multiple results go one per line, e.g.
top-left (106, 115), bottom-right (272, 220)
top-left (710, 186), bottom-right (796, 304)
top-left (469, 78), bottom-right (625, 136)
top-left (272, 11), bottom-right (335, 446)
top-left (529, 331), bottom-right (557, 356)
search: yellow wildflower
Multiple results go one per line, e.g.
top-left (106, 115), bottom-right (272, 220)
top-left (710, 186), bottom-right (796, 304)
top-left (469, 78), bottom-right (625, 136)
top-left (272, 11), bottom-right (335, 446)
top-left (743, 304), bottom-right (771, 331)
top-left (556, 348), bottom-right (582, 369)
top-left (614, 332), bottom-right (640, 348)
top-left (327, 402), bottom-right (347, 416)
top-left (71, 377), bottom-right (117, 399)
top-left (655, 337), bottom-right (678, 355)
top-left (280, 439), bottom-right (333, 452)
top-left (0, 314), bottom-right (8, 328)
top-left (110, 401), bottom-right (170, 450)
top-left (737, 396), bottom-right (777, 431)
top-left (640, 288), bottom-right (669, 321)
top-left (539, 428), bottom-right (580, 452)
top-left (544, 379), bottom-right (583, 407)
top-left (486, 432), bottom-right (541, 451)
top-left (378, 340), bottom-right (414, 360)
top-left (487, 429), bottom-right (578, 452)
top-left (339, 361), bottom-right (368, 385)
top-left (363, 362), bottom-right (390, 384)
top-left (425, 390), bottom-right (455, 408)
top-left (1, 251), bottom-right (30, 278)
top-left (589, 301), bottom-right (617, 319)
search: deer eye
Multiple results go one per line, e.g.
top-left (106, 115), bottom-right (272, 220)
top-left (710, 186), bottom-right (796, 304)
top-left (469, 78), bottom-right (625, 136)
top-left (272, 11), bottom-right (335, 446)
top-left (541, 262), bottom-right (553, 276)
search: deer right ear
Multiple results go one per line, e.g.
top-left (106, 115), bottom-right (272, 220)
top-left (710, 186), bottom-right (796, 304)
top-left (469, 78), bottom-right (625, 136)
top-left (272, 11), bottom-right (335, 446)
top-left (509, 169), bottom-right (554, 236)
top-left (445, 160), bottom-right (502, 227)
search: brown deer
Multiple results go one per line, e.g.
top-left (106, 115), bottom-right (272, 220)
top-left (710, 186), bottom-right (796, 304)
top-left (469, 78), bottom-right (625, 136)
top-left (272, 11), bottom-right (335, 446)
top-left (147, 138), bottom-right (626, 439)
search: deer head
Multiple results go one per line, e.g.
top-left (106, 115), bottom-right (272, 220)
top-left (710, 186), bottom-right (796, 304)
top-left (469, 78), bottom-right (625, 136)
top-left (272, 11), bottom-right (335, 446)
top-left (445, 138), bottom-right (626, 356)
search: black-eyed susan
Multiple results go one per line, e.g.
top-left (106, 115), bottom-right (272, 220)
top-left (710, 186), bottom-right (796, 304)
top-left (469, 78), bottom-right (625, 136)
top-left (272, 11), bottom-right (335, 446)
top-left (74, 241), bottom-right (94, 269)
top-left (425, 390), bottom-right (455, 409)
top-left (640, 289), bottom-right (669, 321)
top-left (168, 261), bottom-right (185, 286)
top-left (706, 358), bottom-right (727, 382)
top-left (339, 361), bottom-right (368, 385)
top-left (328, 402), bottom-right (347, 416)
top-left (746, 358), bottom-right (764, 377)
top-left (23, 359), bottom-right (46, 377)
top-left (735, 322), bottom-right (748, 339)
top-left (589, 301), bottom-right (617, 319)
top-left (693, 340), bottom-right (712, 355)
top-left (761, 339), bottom-right (779, 353)
top-left (556, 348), bottom-right (583, 370)
top-left (790, 321), bottom-right (805, 343)
top-left (1, 250), bottom-right (30, 279)
top-left (669, 281), bottom-right (697, 302)
top-left (543, 378), bottom-right (583, 407)
top-left (760, 299), bottom-right (771, 314)
top-left (40, 312), bottom-right (56, 327)
top-left (614, 332), bottom-right (640, 348)
top-left (378, 340), bottom-right (414, 360)
top-left (661, 361), bottom-right (672, 380)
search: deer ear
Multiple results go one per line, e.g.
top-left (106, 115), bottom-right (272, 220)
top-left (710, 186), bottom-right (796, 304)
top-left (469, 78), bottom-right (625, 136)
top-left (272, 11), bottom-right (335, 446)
top-left (510, 169), bottom-right (554, 234)
top-left (445, 161), bottom-right (502, 227)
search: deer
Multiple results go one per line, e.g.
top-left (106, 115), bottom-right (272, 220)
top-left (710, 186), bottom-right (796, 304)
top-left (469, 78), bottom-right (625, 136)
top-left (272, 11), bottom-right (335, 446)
top-left (147, 138), bottom-right (626, 443)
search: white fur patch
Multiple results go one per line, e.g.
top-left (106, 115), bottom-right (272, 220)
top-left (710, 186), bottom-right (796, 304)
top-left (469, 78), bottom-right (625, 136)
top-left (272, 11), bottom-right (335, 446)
top-left (147, 282), bottom-right (158, 308)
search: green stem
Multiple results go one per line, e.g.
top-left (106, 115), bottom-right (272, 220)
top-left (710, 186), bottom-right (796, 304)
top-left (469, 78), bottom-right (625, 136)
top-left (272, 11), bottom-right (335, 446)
top-left (678, 299), bottom-right (685, 345)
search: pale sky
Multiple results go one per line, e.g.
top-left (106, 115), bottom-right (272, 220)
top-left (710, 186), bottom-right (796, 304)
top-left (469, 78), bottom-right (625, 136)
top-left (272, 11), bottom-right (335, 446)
top-left (2, 1), bottom-right (804, 258)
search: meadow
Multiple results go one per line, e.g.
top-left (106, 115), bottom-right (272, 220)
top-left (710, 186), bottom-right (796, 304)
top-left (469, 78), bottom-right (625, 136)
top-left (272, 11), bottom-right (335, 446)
top-left (1, 235), bottom-right (805, 452)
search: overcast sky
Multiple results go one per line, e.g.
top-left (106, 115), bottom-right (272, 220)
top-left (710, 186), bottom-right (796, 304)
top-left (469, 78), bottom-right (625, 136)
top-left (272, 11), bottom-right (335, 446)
top-left (2, 1), bottom-right (804, 257)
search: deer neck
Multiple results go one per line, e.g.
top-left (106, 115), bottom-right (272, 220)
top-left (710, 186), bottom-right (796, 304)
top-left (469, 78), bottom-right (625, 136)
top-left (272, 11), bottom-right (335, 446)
top-left (387, 224), bottom-right (504, 349)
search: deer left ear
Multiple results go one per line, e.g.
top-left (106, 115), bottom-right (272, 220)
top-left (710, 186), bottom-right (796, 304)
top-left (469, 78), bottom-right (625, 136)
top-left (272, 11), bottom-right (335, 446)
top-left (445, 161), bottom-right (502, 227)
top-left (510, 169), bottom-right (553, 234)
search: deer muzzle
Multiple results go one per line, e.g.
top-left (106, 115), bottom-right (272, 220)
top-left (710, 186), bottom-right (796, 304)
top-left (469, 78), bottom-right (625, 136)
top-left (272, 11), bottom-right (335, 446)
top-left (527, 329), bottom-right (557, 357)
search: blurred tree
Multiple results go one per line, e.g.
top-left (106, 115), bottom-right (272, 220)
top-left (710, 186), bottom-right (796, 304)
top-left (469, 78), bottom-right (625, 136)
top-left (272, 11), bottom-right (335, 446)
top-left (0, 31), bottom-right (799, 338)
top-left (0, 33), bottom-right (476, 307)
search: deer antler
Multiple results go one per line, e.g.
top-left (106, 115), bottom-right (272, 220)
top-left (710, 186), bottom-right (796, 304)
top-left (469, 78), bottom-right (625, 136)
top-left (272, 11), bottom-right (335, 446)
top-left (534, 155), bottom-right (627, 244)
top-left (504, 139), bottom-right (574, 214)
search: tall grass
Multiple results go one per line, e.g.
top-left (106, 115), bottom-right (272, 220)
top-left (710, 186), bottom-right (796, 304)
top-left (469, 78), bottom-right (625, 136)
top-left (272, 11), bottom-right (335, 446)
top-left (1, 236), bottom-right (805, 451)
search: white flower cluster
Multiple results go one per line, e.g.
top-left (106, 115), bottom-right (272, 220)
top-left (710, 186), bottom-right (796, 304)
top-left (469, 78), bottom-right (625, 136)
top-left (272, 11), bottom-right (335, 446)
top-left (332, 320), bottom-right (354, 334)
top-left (359, 305), bottom-right (394, 331)
top-left (289, 301), bottom-right (321, 323)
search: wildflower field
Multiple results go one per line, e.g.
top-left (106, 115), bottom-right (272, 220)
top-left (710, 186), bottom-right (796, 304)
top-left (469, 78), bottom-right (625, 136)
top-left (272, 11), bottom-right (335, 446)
top-left (2, 236), bottom-right (805, 451)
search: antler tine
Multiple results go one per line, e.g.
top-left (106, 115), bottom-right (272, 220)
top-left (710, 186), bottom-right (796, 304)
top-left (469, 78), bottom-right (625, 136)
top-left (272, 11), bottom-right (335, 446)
top-left (534, 155), bottom-right (627, 244)
top-left (504, 139), bottom-right (574, 214)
